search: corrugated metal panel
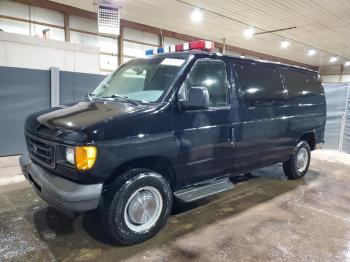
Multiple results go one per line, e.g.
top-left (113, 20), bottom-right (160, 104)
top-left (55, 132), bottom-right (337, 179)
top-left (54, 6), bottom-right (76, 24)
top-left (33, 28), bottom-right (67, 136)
top-left (342, 83), bottom-right (350, 153)
top-left (323, 83), bottom-right (349, 151)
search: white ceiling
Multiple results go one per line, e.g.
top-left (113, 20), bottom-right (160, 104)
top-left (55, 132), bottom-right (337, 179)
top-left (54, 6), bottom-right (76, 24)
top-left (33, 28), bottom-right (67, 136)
top-left (53, 0), bottom-right (350, 67)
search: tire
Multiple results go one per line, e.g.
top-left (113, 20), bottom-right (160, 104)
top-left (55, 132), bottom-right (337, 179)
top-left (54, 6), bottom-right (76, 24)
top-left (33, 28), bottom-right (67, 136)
top-left (283, 140), bottom-right (311, 179)
top-left (100, 168), bottom-right (173, 245)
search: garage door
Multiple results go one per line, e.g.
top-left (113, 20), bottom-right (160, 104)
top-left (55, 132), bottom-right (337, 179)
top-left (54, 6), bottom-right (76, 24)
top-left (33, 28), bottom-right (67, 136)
top-left (0, 66), bottom-right (50, 156)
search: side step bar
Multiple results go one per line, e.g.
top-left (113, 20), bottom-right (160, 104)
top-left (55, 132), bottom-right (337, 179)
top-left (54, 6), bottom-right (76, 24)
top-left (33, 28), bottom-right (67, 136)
top-left (174, 178), bottom-right (234, 203)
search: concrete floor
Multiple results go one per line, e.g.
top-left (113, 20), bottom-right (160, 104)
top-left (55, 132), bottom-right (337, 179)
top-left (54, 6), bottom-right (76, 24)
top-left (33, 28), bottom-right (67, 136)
top-left (1, 150), bottom-right (350, 261)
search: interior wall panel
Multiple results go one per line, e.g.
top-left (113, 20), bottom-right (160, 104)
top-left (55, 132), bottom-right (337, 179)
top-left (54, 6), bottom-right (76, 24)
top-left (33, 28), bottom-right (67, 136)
top-left (0, 19), bottom-right (29, 35)
top-left (124, 27), bottom-right (159, 46)
top-left (0, 0), bottom-right (29, 19)
top-left (69, 15), bottom-right (97, 33)
top-left (30, 5), bottom-right (64, 26)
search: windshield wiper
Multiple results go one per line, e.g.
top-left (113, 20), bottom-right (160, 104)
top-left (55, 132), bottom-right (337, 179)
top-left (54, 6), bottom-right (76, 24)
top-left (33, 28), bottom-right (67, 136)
top-left (105, 94), bottom-right (140, 106)
top-left (86, 93), bottom-right (96, 101)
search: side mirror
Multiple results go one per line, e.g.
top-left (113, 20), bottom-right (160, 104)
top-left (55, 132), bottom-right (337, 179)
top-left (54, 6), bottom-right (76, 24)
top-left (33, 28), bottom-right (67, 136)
top-left (179, 86), bottom-right (210, 110)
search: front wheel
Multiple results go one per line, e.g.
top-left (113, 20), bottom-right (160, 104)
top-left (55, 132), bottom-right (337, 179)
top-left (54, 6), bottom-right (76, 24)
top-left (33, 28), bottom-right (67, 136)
top-left (100, 169), bottom-right (173, 245)
top-left (283, 141), bottom-right (311, 179)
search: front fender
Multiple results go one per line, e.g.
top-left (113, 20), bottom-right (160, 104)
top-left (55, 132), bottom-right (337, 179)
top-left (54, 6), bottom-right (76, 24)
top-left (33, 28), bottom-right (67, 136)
top-left (92, 131), bottom-right (178, 181)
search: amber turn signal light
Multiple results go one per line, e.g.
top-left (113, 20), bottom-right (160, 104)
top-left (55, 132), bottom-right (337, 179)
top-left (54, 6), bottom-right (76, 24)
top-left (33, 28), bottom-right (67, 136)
top-left (75, 146), bottom-right (97, 170)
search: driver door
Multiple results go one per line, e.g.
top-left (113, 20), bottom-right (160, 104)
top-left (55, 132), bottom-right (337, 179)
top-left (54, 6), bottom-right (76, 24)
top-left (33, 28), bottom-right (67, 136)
top-left (174, 59), bottom-right (234, 185)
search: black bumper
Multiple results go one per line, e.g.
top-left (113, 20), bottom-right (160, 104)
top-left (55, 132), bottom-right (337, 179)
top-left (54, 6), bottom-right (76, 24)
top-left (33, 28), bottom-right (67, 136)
top-left (20, 154), bottom-right (103, 213)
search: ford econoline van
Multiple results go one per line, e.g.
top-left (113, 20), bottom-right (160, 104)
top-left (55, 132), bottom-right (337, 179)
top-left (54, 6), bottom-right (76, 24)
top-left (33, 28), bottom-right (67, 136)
top-left (20, 40), bottom-right (326, 245)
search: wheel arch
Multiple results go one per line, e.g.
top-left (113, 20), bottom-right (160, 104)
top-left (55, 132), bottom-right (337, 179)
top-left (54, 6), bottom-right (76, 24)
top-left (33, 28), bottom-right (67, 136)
top-left (105, 155), bottom-right (177, 189)
top-left (299, 131), bottom-right (316, 151)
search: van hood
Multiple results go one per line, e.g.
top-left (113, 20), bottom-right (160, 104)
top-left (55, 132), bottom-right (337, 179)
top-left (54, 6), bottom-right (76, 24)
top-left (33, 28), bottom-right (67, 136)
top-left (25, 100), bottom-right (155, 141)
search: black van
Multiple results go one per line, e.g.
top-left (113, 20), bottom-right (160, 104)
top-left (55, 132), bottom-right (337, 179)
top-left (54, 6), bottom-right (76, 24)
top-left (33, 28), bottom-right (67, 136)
top-left (20, 40), bottom-right (326, 245)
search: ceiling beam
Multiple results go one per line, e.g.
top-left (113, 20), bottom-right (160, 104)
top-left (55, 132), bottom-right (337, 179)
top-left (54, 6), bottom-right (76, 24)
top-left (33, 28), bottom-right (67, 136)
top-left (254, 26), bottom-right (297, 36)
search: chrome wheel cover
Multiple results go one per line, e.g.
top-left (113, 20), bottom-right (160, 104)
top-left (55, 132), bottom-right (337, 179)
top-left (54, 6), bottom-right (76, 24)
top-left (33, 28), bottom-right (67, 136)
top-left (296, 148), bottom-right (308, 173)
top-left (123, 186), bottom-right (163, 233)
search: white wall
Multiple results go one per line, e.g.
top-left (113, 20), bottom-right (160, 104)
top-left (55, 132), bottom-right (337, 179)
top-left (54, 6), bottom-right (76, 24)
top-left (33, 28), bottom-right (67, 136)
top-left (0, 32), bottom-right (100, 74)
top-left (123, 28), bottom-right (159, 62)
top-left (0, 0), bottom-right (65, 40)
top-left (320, 64), bottom-right (350, 83)
top-left (0, 0), bottom-right (118, 74)
top-left (321, 75), bottom-right (350, 83)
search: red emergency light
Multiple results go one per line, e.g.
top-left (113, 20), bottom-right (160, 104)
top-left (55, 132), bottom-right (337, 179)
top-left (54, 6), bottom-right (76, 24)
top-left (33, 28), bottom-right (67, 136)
top-left (174, 40), bottom-right (214, 52)
top-left (145, 40), bottom-right (215, 56)
top-left (189, 40), bottom-right (214, 50)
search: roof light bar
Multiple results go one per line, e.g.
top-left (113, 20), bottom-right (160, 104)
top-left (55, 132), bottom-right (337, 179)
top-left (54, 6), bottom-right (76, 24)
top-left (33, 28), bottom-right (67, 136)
top-left (145, 40), bottom-right (215, 56)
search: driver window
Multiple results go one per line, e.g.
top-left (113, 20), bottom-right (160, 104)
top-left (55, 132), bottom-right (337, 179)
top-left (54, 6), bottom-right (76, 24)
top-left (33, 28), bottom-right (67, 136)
top-left (185, 60), bottom-right (228, 107)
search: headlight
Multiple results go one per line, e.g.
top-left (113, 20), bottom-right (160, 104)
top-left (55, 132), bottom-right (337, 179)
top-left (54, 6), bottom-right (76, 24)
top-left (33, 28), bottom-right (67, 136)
top-left (65, 146), bottom-right (97, 170)
top-left (65, 147), bottom-right (75, 165)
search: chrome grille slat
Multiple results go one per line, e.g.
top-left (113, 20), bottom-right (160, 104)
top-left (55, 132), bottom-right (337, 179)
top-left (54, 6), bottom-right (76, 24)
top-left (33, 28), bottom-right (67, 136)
top-left (26, 135), bottom-right (55, 169)
top-left (32, 150), bottom-right (51, 160)
top-left (28, 141), bottom-right (48, 152)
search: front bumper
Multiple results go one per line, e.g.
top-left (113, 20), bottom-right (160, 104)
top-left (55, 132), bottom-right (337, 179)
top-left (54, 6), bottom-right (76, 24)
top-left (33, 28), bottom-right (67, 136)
top-left (20, 154), bottom-right (103, 213)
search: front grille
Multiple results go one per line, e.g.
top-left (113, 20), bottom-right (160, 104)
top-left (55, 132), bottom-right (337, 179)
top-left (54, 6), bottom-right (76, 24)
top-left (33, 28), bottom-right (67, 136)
top-left (26, 135), bottom-right (55, 169)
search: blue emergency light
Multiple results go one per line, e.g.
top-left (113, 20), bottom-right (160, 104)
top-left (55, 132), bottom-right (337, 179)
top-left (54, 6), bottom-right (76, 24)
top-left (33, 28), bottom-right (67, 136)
top-left (145, 49), bottom-right (154, 55)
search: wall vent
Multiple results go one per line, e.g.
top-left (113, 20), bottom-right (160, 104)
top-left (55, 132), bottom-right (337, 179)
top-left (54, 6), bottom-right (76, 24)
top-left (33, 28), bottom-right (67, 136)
top-left (98, 5), bottom-right (120, 36)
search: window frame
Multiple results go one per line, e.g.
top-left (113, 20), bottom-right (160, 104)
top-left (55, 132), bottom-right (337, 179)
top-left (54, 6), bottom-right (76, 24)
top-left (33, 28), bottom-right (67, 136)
top-left (181, 58), bottom-right (230, 109)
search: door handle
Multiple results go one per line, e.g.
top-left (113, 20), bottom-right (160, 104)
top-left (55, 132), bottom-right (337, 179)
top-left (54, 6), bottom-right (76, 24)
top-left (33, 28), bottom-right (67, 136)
top-left (231, 127), bottom-right (235, 142)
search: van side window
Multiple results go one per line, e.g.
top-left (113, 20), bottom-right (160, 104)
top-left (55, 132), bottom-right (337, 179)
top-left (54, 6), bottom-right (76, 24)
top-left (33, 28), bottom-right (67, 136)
top-left (235, 62), bottom-right (284, 104)
top-left (186, 60), bottom-right (228, 107)
top-left (284, 70), bottom-right (321, 99)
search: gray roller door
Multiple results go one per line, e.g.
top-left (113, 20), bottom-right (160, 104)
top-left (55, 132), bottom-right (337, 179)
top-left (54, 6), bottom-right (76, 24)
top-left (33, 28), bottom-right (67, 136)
top-left (0, 66), bottom-right (50, 156)
top-left (0, 66), bottom-right (105, 156)
top-left (60, 71), bottom-right (105, 105)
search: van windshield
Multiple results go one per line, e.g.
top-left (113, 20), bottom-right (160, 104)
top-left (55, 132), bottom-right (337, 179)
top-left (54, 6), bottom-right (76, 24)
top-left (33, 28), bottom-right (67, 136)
top-left (91, 55), bottom-right (189, 103)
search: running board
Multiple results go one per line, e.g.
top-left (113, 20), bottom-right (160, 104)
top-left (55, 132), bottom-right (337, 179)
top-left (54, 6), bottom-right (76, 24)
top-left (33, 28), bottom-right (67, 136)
top-left (174, 178), bottom-right (234, 203)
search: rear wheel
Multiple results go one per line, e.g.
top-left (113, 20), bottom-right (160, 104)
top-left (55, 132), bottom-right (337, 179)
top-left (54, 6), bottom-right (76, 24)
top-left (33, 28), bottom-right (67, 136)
top-left (283, 141), bottom-right (311, 179)
top-left (100, 169), bottom-right (173, 245)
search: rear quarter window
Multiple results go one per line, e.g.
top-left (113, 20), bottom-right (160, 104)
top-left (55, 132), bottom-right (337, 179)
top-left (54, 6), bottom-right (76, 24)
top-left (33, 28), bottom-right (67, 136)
top-left (283, 69), bottom-right (322, 99)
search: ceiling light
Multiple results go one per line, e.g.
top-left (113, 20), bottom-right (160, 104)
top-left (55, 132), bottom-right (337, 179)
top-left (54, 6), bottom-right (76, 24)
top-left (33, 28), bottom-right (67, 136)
top-left (308, 49), bottom-right (317, 56)
top-left (330, 56), bottom-right (338, 63)
top-left (191, 8), bottom-right (203, 23)
top-left (280, 40), bottom-right (290, 49)
top-left (243, 27), bottom-right (256, 38)
top-left (345, 61), bottom-right (350, 66)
